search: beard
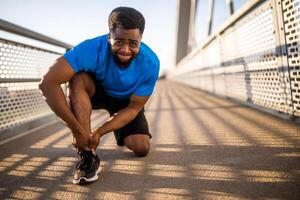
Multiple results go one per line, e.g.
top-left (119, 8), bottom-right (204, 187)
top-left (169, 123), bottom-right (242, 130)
top-left (112, 52), bottom-right (137, 67)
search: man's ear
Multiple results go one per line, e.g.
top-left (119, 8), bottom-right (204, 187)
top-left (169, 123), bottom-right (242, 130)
top-left (139, 31), bottom-right (143, 38)
top-left (108, 33), bottom-right (112, 45)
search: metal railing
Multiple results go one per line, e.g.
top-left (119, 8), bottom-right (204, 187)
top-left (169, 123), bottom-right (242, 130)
top-left (168, 0), bottom-right (300, 118)
top-left (0, 19), bottom-right (72, 131)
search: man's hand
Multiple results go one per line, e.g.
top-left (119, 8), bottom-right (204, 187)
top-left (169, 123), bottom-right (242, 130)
top-left (90, 131), bottom-right (101, 150)
top-left (72, 129), bottom-right (92, 151)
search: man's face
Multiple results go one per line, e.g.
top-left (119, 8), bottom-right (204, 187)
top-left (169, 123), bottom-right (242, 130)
top-left (109, 27), bottom-right (142, 66)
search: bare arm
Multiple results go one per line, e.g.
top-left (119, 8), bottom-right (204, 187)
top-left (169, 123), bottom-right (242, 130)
top-left (39, 56), bottom-right (83, 135)
top-left (90, 95), bottom-right (149, 149)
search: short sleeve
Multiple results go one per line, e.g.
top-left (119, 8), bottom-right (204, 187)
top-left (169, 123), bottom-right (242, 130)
top-left (64, 39), bottom-right (98, 73)
top-left (134, 60), bottom-right (160, 97)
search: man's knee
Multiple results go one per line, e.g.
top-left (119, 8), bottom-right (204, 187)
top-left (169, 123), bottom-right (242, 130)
top-left (69, 72), bottom-right (87, 89)
top-left (133, 144), bottom-right (150, 157)
top-left (124, 135), bottom-right (150, 157)
top-left (68, 72), bottom-right (95, 97)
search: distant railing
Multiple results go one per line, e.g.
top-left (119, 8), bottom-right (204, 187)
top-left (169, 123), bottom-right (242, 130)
top-left (168, 0), bottom-right (300, 118)
top-left (0, 19), bottom-right (72, 131)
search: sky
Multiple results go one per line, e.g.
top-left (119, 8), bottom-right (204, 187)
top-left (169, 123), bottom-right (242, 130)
top-left (0, 0), bottom-right (178, 75)
top-left (0, 0), bottom-right (249, 75)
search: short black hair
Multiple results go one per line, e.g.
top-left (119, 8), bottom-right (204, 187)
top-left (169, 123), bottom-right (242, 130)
top-left (108, 7), bottom-right (145, 34)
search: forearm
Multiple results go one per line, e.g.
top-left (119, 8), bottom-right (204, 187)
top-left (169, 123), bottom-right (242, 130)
top-left (40, 83), bottom-right (82, 134)
top-left (94, 107), bottom-right (138, 137)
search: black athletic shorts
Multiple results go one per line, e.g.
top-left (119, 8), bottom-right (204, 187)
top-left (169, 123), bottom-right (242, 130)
top-left (90, 77), bottom-right (151, 146)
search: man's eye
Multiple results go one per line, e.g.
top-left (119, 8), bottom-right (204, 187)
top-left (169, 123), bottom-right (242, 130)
top-left (114, 41), bottom-right (123, 45)
top-left (130, 42), bottom-right (138, 47)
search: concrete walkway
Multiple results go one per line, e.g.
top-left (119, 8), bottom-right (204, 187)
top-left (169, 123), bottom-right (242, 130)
top-left (0, 80), bottom-right (299, 200)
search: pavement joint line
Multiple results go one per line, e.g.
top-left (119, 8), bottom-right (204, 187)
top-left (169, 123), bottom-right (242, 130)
top-left (0, 112), bottom-right (107, 146)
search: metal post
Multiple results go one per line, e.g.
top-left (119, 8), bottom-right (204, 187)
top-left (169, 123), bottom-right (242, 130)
top-left (271, 0), bottom-right (294, 115)
top-left (225, 0), bottom-right (234, 16)
top-left (207, 0), bottom-right (215, 36)
top-left (176, 0), bottom-right (192, 63)
top-left (188, 0), bottom-right (197, 51)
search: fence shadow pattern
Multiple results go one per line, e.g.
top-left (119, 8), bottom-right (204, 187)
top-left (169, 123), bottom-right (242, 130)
top-left (0, 80), bottom-right (299, 199)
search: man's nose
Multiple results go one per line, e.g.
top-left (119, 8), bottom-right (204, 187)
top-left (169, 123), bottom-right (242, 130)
top-left (120, 43), bottom-right (130, 52)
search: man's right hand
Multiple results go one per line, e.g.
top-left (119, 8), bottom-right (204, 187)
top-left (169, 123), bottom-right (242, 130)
top-left (89, 131), bottom-right (101, 151)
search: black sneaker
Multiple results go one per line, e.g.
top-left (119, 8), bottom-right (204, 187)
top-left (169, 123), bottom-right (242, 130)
top-left (73, 151), bottom-right (101, 185)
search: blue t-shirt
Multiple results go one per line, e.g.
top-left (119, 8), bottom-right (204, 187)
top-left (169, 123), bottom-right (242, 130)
top-left (64, 34), bottom-right (160, 99)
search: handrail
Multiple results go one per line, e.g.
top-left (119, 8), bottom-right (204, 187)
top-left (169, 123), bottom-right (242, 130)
top-left (0, 19), bottom-right (73, 50)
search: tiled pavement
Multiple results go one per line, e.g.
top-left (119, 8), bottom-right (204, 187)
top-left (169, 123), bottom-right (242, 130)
top-left (0, 80), bottom-right (299, 199)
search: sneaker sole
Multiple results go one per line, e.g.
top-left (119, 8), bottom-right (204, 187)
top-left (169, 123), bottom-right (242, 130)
top-left (73, 167), bottom-right (101, 185)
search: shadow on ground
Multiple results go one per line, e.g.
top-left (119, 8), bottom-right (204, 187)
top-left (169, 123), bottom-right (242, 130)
top-left (0, 80), bottom-right (299, 199)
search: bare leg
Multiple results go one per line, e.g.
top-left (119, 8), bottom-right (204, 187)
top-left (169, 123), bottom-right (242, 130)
top-left (124, 134), bottom-right (150, 157)
top-left (68, 72), bottom-right (95, 151)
